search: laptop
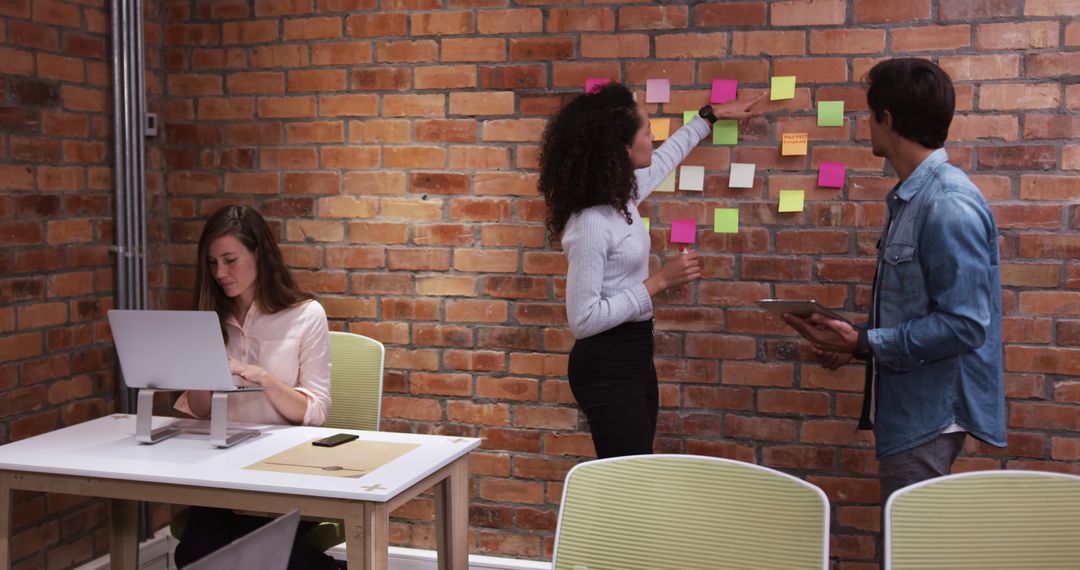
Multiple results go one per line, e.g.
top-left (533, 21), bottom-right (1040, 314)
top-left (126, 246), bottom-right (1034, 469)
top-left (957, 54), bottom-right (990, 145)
top-left (107, 309), bottom-right (259, 392)
top-left (184, 509), bottom-right (299, 570)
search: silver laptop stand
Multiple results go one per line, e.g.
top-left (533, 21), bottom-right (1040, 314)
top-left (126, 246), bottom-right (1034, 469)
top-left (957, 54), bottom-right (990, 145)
top-left (135, 389), bottom-right (260, 448)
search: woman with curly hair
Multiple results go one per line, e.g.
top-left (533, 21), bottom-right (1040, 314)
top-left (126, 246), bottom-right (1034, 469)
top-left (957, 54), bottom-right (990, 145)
top-left (538, 83), bottom-right (763, 458)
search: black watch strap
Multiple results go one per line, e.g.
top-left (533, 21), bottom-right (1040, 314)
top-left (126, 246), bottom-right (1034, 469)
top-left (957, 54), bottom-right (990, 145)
top-left (698, 104), bottom-right (718, 125)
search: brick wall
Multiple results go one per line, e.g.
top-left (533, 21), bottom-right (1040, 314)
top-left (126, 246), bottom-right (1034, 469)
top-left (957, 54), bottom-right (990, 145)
top-left (1, 0), bottom-right (124, 567)
top-left (3, 0), bottom-right (1079, 568)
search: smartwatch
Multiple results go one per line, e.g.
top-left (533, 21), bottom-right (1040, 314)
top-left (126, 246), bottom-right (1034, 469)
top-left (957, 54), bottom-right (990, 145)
top-left (698, 104), bottom-right (719, 125)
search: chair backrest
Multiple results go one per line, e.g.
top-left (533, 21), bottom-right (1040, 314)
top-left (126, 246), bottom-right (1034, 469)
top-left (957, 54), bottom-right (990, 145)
top-left (552, 454), bottom-right (829, 570)
top-left (185, 509), bottom-right (299, 570)
top-left (886, 470), bottom-right (1080, 570)
top-left (324, 331), bottom-right (384, 431)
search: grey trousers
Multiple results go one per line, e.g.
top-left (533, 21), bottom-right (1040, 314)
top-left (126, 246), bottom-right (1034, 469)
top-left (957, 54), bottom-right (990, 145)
top-left (877, 431), bottom-right (967, 561)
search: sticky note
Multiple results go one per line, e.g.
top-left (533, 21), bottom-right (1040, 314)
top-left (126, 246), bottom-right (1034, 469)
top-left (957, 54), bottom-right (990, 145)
top-left (678, 165), bottom-right (705, 191)
top-left (642, 217), bottom-right (650, 231)
top-left (710, 80), bottom-right (738, 104)
top-left (646, 79), bottom-right (670, 103)
top-left (683, 110), bottom-right (697, 125)
top-left (818, 101), bottom-right (844, 127)
top-left (781, 133), bottom-right (808, 156)
top-left (770, 76), bottom-right (796, 101)
top-left (585, 78), bottom-right (609, 93)
top-left (714, 208), bottom-right (739, 233)
top-left (655, 172), bottom-right (676, 193)
top-left (651, 118), bottom-right (671, 141)
top-left (712, 119), bottom-right (738, 145)
top-left (818, 162), bottom-right (846, 188)
top-left (778, 190), bottom-right (805, 213)
top-left (728, 163), bottom-right (755, 189)
top-left (671, 218), bottom-right (696, 244)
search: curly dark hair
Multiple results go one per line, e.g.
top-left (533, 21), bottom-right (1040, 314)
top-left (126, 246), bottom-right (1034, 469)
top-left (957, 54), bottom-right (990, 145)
top-left (538, 83), bottom-right (642, 241)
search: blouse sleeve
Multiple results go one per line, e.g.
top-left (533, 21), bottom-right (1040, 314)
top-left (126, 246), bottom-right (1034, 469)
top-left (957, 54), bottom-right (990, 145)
top-left (293, 300), bottom-right (332, 426)
top-left (634, 116), bottom-right (712, 203)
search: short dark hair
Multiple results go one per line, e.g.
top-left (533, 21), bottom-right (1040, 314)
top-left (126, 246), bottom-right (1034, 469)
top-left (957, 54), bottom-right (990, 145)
top-left (537, 82), bottom-right (642, 241)
top-left (194, 204), bottom-right (312, 341)
top-left (865, 58), bottom-right (955, 149)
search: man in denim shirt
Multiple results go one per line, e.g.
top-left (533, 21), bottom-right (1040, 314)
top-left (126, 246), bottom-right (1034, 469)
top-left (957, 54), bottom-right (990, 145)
top-left (783, 58), bottom-right (1006, 547)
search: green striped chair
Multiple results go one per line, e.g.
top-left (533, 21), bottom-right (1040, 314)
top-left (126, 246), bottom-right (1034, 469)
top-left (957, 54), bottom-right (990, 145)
top-left (302, 331), bottom-right (385, 553)
top-left (552, 454), bottom-right (829, 570)
top-left (886, 470), bottom-right (1080, 570)
top-left (324, 331), bottom-right (384, 432)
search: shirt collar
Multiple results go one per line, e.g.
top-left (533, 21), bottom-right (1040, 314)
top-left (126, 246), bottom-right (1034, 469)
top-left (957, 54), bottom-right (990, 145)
top-left (894, 148), bottom-right (948, 202)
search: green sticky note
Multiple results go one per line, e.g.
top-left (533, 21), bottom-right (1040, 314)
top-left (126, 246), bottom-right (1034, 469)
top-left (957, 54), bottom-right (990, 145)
top-left (778, 190), bottom-right (805, 213)
top-left (818, 101), bottom-right (844, 127)
top-left (713, 208), bottom-right (739, 233)
top-left (642, 217), bottom-right (650, 231)
top-left (683, 110), bottom-right (697, 125)
top-left (771, 76), bottom-right (796, 101)
top-left (712, 120), bottom-right (738, 145)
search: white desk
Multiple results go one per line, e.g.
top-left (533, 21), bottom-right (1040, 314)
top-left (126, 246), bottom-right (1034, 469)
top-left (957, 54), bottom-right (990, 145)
top-left (0, 415), bottom-right (480, 570)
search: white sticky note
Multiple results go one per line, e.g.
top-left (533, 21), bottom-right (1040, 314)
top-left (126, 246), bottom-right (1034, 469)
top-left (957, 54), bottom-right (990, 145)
top-left (678, 166), bottom-right (705, 191)
top-left (728, 163), bottom-right (755, 189)
top-left (654, 172), bottom-right (676, 193)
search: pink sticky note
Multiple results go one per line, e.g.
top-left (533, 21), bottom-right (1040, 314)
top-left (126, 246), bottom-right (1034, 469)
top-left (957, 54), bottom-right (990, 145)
top-left (818, 162), bottom-right (846, 188)
top-left (585, 78), bottom-right (610, 93)
top-left (710, 80), bottom-right (738, 104)
top-left (646, 79), bottom-right (670, 103)
top-left (670, 218), bottom-right (696, 244)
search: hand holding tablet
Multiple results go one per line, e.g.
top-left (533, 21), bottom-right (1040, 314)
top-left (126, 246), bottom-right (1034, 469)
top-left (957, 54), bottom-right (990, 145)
top-left (757, 299), bottom-right (850, 324)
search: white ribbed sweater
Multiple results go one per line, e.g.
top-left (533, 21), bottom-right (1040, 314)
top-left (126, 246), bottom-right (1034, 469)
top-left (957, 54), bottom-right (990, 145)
top-left (561, 116), bottom-right (712, 339)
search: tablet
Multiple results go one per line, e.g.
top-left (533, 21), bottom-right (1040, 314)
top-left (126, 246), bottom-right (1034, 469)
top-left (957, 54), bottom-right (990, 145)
top-left (757, 299), bottom-right (850, 323)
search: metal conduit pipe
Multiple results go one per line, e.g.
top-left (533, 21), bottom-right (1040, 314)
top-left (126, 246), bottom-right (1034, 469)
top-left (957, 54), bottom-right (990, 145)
top-left (112, 0), bottom-right (152, 541)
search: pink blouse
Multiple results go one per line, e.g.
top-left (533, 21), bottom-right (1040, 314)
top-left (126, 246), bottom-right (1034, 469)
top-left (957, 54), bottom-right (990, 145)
top-left (174, 299), bottom-right (331, 426)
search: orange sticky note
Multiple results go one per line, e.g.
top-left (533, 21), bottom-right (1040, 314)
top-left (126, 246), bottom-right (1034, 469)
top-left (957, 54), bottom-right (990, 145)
top-left (781, 133), bottom-right (808, 156)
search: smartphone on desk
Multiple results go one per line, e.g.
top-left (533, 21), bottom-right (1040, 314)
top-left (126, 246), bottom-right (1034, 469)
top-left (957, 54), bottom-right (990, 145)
top-left (312, 433), bottom-right (358, 447)
top-left (757, 299), bottom-right (851, 324)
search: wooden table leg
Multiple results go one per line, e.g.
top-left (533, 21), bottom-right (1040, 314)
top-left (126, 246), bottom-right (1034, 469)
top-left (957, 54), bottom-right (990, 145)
top-left (435, 457), bottom-right (469, 570)
top-left (344, 502), bottom-right (388, 570)
top-left (0, 482), bottom-right (10, 570)
top-left (109, 499), bottom-right (139, 570)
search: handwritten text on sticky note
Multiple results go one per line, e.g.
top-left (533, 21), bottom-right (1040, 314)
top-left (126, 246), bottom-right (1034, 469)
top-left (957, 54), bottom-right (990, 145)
top-left (781, 133), bottom-right (808, 156)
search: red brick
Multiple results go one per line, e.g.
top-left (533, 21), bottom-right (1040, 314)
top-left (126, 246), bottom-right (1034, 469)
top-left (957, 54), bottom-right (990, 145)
top-left (320, 94), bottom-right (379, 117)
top-left (1025, 0), bottom-right (1080, 16)
top-left (853, 0), bottom-right (930, 23)
top-left (477, 9), bottom-right (542, 34)
top-left (376, 40), bottom-right (438, 64)
top-left (771, 0), bottom-right (846, 26)
top-left (656, 33), bottom-right (728, 59)
top-left (310, 42), bottom-right (372, 66)
top-left (891, 25), bottom-right (971, 52)
top-left (283, 17), bottom-right (342, 41)
top-left (732, 31), bottom-right (805, 56)
top-left (980, 84), bottom-right (1060, 110)
top-left (546, 8), bottom-right (614, 33)
top-left (442, 38), bottom-right (505, 63)
top-left (510, 38), bottom-right (573, 62)
top-left (695, 2), bottom-right (766, 27)
top-left (346, 13), bottom-right (408, 37)
top-left (412, 11), bottom-right (473, 36)
top-left (939, 54), bottom-right (1020, 80)
top-left (618, 6), bottom-right (688, 30)
top-left (810, 29), bottom-right (886, 54)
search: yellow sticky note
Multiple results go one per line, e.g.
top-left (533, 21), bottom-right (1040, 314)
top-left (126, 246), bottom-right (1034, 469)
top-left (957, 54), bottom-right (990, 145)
top-left (771, 76), bottom-right (796, 100)
top-left (778, 190), bottom-right (805, 213)
top-left (654, 172), bottom-right (676, 192)
top-left (651, 118), bottom-right (671, 141)
top-left (642, 217), bottom-right (650, 231)
top-left (781, 133), bottom-right (808, 156)
top-left (713, 208), bottom-right (739, 234)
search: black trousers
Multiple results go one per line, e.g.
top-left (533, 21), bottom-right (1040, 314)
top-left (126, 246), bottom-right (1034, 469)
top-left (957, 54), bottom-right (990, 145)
top-left (174, 506), bottom-right (338, 570)
top-left (568, 319), bottom-right (658, 458)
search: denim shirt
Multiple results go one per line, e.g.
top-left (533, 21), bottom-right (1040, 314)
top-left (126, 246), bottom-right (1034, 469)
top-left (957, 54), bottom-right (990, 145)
top-left (864, 149), bottom-right (1006, 458)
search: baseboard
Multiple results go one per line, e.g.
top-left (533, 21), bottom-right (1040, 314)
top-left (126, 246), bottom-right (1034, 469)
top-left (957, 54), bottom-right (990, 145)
top-left (74, 527), bottom-right (552, 570)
